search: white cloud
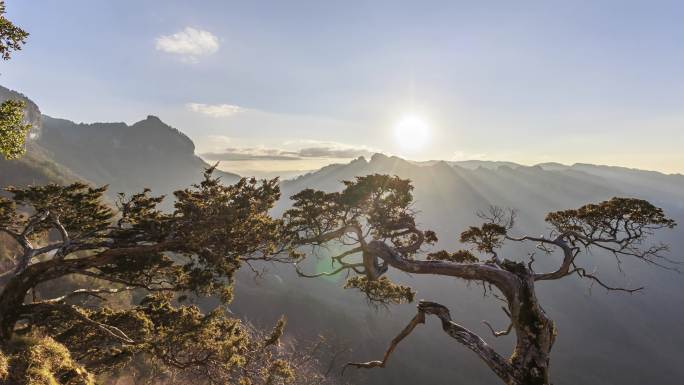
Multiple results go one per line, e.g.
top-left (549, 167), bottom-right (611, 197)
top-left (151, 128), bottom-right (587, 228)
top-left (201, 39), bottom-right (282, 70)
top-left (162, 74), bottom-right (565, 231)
top-left (187, 103), bottom-right (242, 117)
top-left (155, 27), bottom-right (219, 61)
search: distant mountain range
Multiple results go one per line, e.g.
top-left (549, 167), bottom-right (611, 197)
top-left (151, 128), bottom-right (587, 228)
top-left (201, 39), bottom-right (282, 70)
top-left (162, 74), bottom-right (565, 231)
top-left (283, 153), bottom-right (684, 212)
top-left (1, 85), bottom-right (683, 385)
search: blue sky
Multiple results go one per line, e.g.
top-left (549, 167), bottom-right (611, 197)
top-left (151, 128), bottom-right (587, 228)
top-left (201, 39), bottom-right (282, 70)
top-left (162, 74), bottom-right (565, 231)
top-left (3, 0), bottom-right (684, 175)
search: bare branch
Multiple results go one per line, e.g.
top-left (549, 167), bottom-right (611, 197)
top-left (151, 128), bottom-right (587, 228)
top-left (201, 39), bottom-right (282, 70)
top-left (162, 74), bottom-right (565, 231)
top-left (294, 262), bottom-right (364, 278)
top-left (483, 319), bottom-right (513, 337)
top-left (331, 246), bottom-right (363, 262)
top-left (44, 286), bottom-right (136, 303)
top-left (21, 210), bottom-right (50, 238)
top-left (478, 206), bottom-right (516, 230)
top-left (570, 267), bottom-right (644, 293)
top-left (343, 306), bottom-right (425, 373)
top-left (22, 302), bottom-right (135, 344)
top-left (345, 300), bottom-right (516, 384)
top-left (72, 270), bottom-right (176, 292)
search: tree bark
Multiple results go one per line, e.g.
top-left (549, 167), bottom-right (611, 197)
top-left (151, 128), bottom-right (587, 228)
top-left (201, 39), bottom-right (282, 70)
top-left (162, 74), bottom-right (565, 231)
top-left (505, 264), bottom-right (556, 385)
top-left (0, 270), bottom-right (34, 341)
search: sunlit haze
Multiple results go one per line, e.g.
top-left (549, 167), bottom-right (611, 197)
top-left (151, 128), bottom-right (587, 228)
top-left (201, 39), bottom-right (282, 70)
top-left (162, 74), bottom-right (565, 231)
top-left (4, 1), bottom-right (684, 176)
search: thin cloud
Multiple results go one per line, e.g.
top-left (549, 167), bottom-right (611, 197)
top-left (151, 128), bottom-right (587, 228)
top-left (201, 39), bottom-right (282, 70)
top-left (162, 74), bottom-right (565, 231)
top-left (200, 142), bottom-right (375, 162)
top-left (297, 146), bottom-right (372, 158)
top-left (283, 139), bottom-right (378, 158)
top-left (202, 147), bottom-right (299, 161)
top-left (156, 27), bottom-right (219, 61)
top-left (187, 103), bottom-right (242, 117)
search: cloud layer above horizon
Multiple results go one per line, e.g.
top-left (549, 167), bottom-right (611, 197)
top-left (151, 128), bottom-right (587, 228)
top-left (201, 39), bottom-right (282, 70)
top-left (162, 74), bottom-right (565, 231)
top-left (200, 142), bottom-right (375, 162)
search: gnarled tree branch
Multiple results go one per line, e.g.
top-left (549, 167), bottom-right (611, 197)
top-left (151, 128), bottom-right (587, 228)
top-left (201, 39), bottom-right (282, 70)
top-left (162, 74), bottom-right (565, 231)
top-left (346, 301), bottom-right (516, 384)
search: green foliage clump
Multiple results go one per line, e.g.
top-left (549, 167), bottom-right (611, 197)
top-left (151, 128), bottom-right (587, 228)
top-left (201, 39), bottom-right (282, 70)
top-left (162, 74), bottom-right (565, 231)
top-left (427, 249), bottom-right (479, 264)
top-left (0, 350), bottom-right (7, 380)
top-left (345, 276), bottom-right (415, 305)
top-left (338, 174), bottom-right (414, 234)
top-left (287, 174), bottom-right (435, 252)
top-left (7, 182), bottom-right (113, 236)
top-left (459, 223), bottom-right (507, 253)
top-left (285, 174), bottom-right (442, 306)
top-left (545, 197), bottom-right (677, 235)
top-left (0, 195), bottom-right (16, 228)
top-left (0, 100), bottom-right (32, 160)
top-left (264, 359), bottom-right (295, 385)
top-left (0, 335), bottom-right (94, 385)
top-left (0, 1), bottom-right (28, 61)
top-left (264, 316), bottom-right (287, 348)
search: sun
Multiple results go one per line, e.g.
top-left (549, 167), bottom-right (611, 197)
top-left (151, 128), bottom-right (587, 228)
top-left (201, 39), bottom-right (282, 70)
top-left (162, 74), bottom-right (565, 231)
top-left (394, 114), bottom-right (430, 152)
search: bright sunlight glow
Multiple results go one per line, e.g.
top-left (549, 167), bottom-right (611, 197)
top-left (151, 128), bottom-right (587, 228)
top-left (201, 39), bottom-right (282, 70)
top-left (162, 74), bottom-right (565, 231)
top-left (394, 115), bottom-right (430, 152)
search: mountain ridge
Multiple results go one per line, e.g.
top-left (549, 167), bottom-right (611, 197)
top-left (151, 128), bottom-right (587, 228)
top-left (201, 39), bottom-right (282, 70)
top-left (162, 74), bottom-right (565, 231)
top-left (0, 85), bottom-right (239, 197)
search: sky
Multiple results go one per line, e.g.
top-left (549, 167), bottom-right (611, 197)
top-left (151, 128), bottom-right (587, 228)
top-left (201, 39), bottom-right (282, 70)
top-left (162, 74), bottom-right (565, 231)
top-left (3, 0), bottom-right (684, 176)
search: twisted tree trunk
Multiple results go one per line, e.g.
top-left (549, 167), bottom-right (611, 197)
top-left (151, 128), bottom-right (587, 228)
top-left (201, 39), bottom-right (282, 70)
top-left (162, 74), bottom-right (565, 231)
top-left (505, 264), bottom-right (556, 385)
top-left (0, 272), bottom-right (33, 342)
top-left (423, 264), bottom-right (556, 385)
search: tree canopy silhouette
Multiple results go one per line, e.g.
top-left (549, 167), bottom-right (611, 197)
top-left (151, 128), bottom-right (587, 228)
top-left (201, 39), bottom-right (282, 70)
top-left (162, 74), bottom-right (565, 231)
top-left (0, 169), bottom-right (311, 385)
top-left (284, 174), bottom-right (677, 385)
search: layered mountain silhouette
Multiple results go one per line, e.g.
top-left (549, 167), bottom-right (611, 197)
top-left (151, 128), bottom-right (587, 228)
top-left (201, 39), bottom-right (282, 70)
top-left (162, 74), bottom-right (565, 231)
top-left (1, 85), bottom-right (683, 384)
top-left (35, 115), bottom-right (239, 196)
top-left (0, 86), bottom-right (239, 196)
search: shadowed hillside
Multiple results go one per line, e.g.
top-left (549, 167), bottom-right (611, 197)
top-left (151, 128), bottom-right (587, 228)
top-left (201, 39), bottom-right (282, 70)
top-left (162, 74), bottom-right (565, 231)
top-left (34, 115), bottom-right (240, 196)
top-left (0, 86), bottom-right (239, 196)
